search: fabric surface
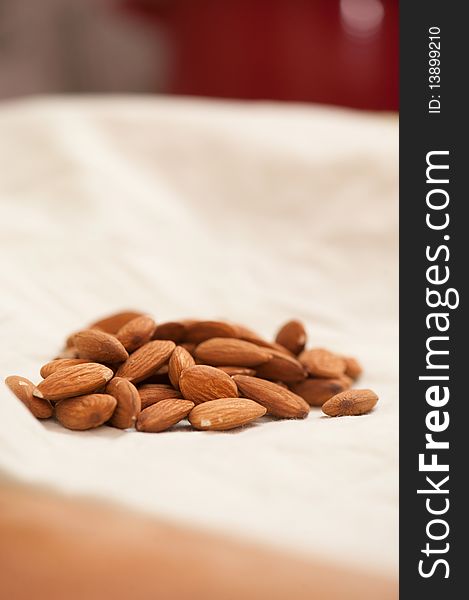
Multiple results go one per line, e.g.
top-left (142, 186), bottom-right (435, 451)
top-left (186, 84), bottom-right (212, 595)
top-left (0, 97), bottom-right (398, 576)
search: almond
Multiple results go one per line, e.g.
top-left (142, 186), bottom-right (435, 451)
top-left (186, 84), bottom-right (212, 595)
top-left (194, 338), bottom-right (272, 367)
top-left (322, 389), bottom-right (378, 417)
top-left (254, 350), bottom-right (306, 383)
top-left (152, 321), bottom-right (186, 343)
top-left (40, 358), bottom-right (92, 379)
top-left (138, 384), bottom-right (182, 409)
top-left (179, 365), bottom-right (238, 404)
top-left (232, 375), bottom-right (309, 419)
top-left (298, 348), bottom-right (346, 378)
top-left (55, 393), bottom-right (117, 430)
top-left (217, 366), bottom-right (257, 377)
top-left (106, 377), bottom-right (141, 428)
top-left (189, 398), bottom-right (266, 431)
top-left (116, 315), bottom-right (157, 352)
top-left (275, 320), bottom-right (307, 355)
top-left (168, 346), bottom-right (196, 389)
top-left (73, 330), bottom-right (129, 363)
top-left (290, 377), bottom-right (351, 407)
top-left (35, 363), bottom-right (114, 401)
top-left (343, 356), bottom-right (363, 380)
top-left (5, 375), bottom-right (53, 419)
top-left (89, 310), bottom-right (143, 334)
top-left (184, 321), bottom-right (239, 344)
top-left (115, 340), bottom-right (176, 383)
top-left (136, 399), bottom-right (194, 432)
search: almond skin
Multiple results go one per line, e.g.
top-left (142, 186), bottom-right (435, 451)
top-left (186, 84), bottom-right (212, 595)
top-left (343, 356), bottom-right (363, 380)
top-left (106, 377), bottom-right (141, 428)
top-left (217, 366), bottom-right (257, 377)
top-left (179, 365), bottom-right (238, 404)
top-left (73, 330), bottom-right (129, 363)
top-left (89, 311), bottom-right (143, 334)
top-left (55, 394), bottom-right (117, 430)
top-left (275, 320), bottom-right (307, 355)
top-left (298, 348), bottom-right (346, 378)
top-left (115, 340), bottom-right (176, 383)
top-left (40, 358), bottom-right (92, 379)
top-left (232, 375), bottom-right (309, 419)
top-left (116, 315), bottom-right (157, 352)
top-left (322, 389), bottom-right (378, 417)
top-left (194, 338), bottom-right (272, 367)
top-left (138, 384), bottom-right (183, 409)
top-left (152, 321), bottom-right (186, 343)
top-left (5, 375), bottom-right (53, 419)
top-left (189, 398), bottom-right (267, 431)
top-left (136, 399), bottom-right (194, 432)
top-left (290, 377), bottom-right (351, 407)
top-left (35, 363), bottom-right (114, 402)
top-left (254, 351), bottom-right (306, 383)
top-left (184, 321), bottom-right (239, 344)
top-left (168, 346), bottom-right (196, 389)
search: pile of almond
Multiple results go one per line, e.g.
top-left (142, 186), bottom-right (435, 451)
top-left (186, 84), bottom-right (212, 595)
top-left (5, 311), bottom-right (378, 432)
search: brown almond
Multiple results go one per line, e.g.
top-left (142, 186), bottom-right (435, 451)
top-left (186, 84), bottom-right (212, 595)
top-left (89, 310), bottom-right (143, 334)
top-left (40, 358), bottom-right (92, 379)
top-left (73, 330), bottom-right (129, 363)
top-left (194, 338), bottom-right (272, 367)
top-left (138, 384), bottom-right (182, 409)
top-left (184, 321), bottom-right (239, 344)
top-left (116, 315), bottom-right (157, 352)
top-left (298, 348), bottom-right (346, 378)
top-left (275, 320), bottom-right (307, 355)
top-left (254, 351), bottom-right (306, 383)
top-left (168, 346), bottom-right (196, 389)
top-left (5, 375), bottom-right (53, 419)
top-left (343, 356), bottom-right (363, 380)
top-left (189, 398), bottom-right (266, 431)
top-left (106, 377), bottom-right (141, 428)
top-left (290, 377), bottom-right (351, 407)
top-left (179, 365), bottom-right (238, 404)
top-left (232, 375), bottom-right (309, 419)
top-left (55, 394), bottom-right (116, 430)
top-left (115, 340), bottom-right (176, 383)
top-left (136, 399), bottom-right (194, 432)
top-left (35, 363), bottom-right (114, 402)
top-left (322, 389), bottom-right (378, 417)
top-left (217, 366), bottom-right (257, 377)
top-left (152, 321), bottom-right (186, 343)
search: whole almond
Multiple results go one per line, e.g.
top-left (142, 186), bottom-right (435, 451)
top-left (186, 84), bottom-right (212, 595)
top-left (232, 375), bottom-right (309, 419)
top-left (89, 310), bottom-right (143, 334)
top-left (138, 384), bottom-right (182, 409)
top-left (184, 321), bottom-right (239, 344)
top-left (275, 320), bottom-right (307, 355)
top-left (106, 377), bottom-right (141, 428)
top-left (116, 315), bottom-right (157, 352)
top-left (322, 389), bottom-right (378, 417)
top-left (254, 351), bottom-right (306, 383)
top-left (179, 365), bottom-right (238, 404)
top-left (168, 346), bottom-right (196, 389)
top-left (217, 366), bottom-right (257, 377)
top-left (343, 356), bottom-right (363, 380)
top-left (194, 338), bottom-right (272, 367)
top-left (136, 399), bottom-right (194, 432)
top-left (73, 329), bottom-right (129, 363)
top-left (5, 375), bottom-right (53, 419)
top-left (35, 363), bottom-right (114, 401)
top-left (290, 377), bottom-right (351, 407)
top-left (152, 321), bottom-right (186, 343)
top-left (40, 358), bottom-right (92, 379)
top-left (298, 348), bottom-right (346, 378)
top-left (55, 393), bottom-right (116, 430)
top-left (189, 398), bottom-right (267, 431)
top-left (115, 340), bottom-right (176, 383)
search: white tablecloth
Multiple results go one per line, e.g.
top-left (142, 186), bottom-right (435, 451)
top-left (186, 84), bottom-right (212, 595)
top-left (0, 96), bottom-right (398, 576)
